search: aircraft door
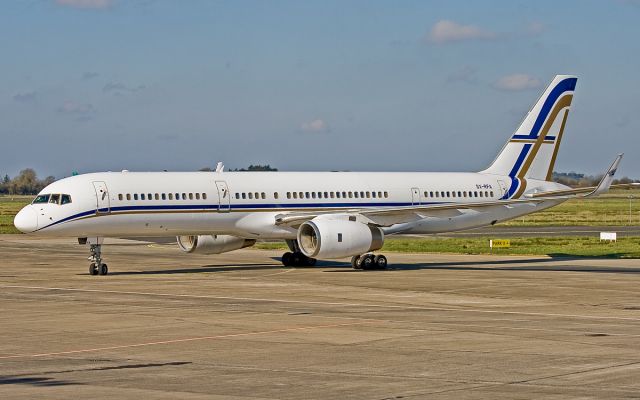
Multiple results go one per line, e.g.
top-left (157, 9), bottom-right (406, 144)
top-left (215, 181), bottom-right (231, 212)
top-left (411, 187), bottom-right (420, 205)
top-left (92, 181), bottom-right (110, 214)
top-left (497, 180), bottom-right (508, 198)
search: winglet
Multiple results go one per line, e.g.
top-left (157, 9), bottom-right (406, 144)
top-left (585, 153), bottom-right (624, 197)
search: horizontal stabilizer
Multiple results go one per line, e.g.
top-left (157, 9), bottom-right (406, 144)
top-left (527, 154), bottom-right (633, 199)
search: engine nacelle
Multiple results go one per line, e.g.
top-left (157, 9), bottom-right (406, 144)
top-left (177, 235), bottom-right (256, 255)
top-left (297, 218), bottom-right (384, 259)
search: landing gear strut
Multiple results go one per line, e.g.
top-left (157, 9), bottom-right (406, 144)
top-left (351, 254), bottom-right (387, 270)
top-left (88, 244), bottom-right (108, 276)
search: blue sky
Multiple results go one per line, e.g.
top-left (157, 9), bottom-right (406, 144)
top-left (1, 0), bottom-right (639, 179)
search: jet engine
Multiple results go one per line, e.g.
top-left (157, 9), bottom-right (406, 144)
top-left (177, 235), bottom-right (256, 255)
top-left (297, 218), bottom-right (384, 259)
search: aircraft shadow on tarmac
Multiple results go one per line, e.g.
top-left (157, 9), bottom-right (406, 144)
top-left (102, 257), bottom-right (640, 276)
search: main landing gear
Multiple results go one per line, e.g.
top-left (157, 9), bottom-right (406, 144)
top-left (281, 252), bottom-right (317, 267)
top-left (88, 243), bottom-right (108, 276)
top-left (282, 239), bottom-right (317, 267)
top-left (351, 254), bottom-right (388, 270)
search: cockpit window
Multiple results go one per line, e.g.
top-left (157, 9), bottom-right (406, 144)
top-left (61, 194), bottom-right (72, 205)
top-left (33, 194), bottom-right (50, 204)
top-left (49, 194), bottom-right (60, 204)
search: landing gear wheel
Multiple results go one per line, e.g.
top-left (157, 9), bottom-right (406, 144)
top-left (360, 254), bottom-right (375, 270)
top-left (282, 252), bottom-right (293, 267)
top-left (291, 253), bottom-right (303, 266)
top-left (98, 264), bottom-right (108, 275)
top-left (374, 255), bottom-right (388, 269)
top-left (351, 255), bottom-right (362, 269)
top-left (89, 263), bottom-right (99, 276)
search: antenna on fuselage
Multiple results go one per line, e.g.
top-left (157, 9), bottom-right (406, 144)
top-left (215, 162), bottom-right (224, 173)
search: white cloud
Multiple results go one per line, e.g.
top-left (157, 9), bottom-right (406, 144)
top-left (103, 82), bottom-right (146, 94)
top-left (427, 20), bottom-right (496, 44)
top-left (526, 21), bottom-right (545, 35)
top-left (55, 0), bottom-right (113, 9)
top-left (300, 119), bottom-right (328, 133)
top-left (13, 92), bottom-right (37, 103)
top-left (493, 74), bottom-right (541, 91)
top-left (57, 101), bottom-right (94, 114)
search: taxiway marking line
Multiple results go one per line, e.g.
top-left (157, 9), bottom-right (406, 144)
top-left (0, 321), bottom-right (373, 360)
top-left (3, 284), bottom-right (640, 322)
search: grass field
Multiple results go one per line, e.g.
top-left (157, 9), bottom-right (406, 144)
top-left (0, 196), bottom-right (30, 234)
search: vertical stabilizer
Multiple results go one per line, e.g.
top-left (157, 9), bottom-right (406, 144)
top-left (482, 75), bottom-right (577, 198)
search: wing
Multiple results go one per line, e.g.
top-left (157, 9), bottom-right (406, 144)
top-left (275, 197), bottom-right (546, 227)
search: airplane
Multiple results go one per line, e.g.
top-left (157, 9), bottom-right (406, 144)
top-left (13, 75), bottom-right (638, 275)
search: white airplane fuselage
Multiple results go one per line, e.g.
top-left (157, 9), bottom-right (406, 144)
top-left (16, 170), bottom-right (567, 239)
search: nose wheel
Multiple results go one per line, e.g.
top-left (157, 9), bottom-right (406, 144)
top-left (88, 244), bottom-right (108, 275)
top-left (351, 254), bottom-right (387, 270)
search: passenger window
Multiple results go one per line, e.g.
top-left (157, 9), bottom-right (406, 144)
top-left (490, 191), bottom-right (494, 197)
top-left (162, 193), bottom-right (166, 200)
top-left (235, 193), bottom-right (240, 199)
top-left (446, 191), bottom-right (450, 197)
top-left (181, 193), bottom-right (186, 200)
top-left (330, 192), bottom-right (335, 198)
top-left (424, 191), bottom-right (428, 198)
top-left (366, 192), bottom-right (370, 198)
top-left (463, 192), bottom-right (467, 198)
top-left (61, 194), bottom-right (72, 204)
top-left (305, 192), bottom-right (310, 199)
top-left (274, 192), bottom-right (279, 200)
top-left (312, 192), bottom-right (316, 199)
top-left (479, 191), bottom-right (484, 197)
top-left (126, 194), bottom-right (131, 201)
top-left (452, 192), bottom-right (456, 198)
top-left (372, 191), bottom-right (376, 198)
top-left (248, 193), bottom-right (253, 199)
top-left (188, 193), bottom-right (193, 200)
top-left (134, 194), bottom-right (139, 200)
top-left (324, 192), bottom-right (328, 198)
top-left (155, 193), bottom-right (160, 200)
top-left (242, 193), bottom-right (246, 199)
top-left (336, 192), bottom-right (341, 199)
top-left (196, 193), bottom-right (200, 200)
top-left (384, 191), bottom-right (388, 198)
top-left (169, 193), bottom-right (174, 200)
top-left (354, 192), bottom-right (359, 198)
top-left (203, 193), bottom-right (207, 200)
top-left (148, 193), bottom-right (152, 200)
top-left (293, 192), bottom-right (298, 199)
top-left (141, 194), bottom-right (146, 200)
top-left (360, 191), bottom-right (365, 198)
top-left (118, 194), bottom-right (123, 201)
top-left (287, 192), bottom-right (291, 199)
top-left (458, 191), bottom-right (462, 197)
top-left (435, 192), bottom-right (439, 198)
top-left (474, 191), bottom-right (478, 197)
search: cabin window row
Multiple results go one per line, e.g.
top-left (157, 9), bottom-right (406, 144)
top-left (423, 190), bottom-right (494, 199)
top-left (285, 191), bottom-right (389, 200)
top-left (117, 192), bottom-right (207, 201)
top-left (235, 192), bottom-right (267, 200)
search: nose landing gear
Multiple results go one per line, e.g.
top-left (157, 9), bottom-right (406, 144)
top-left (88, 243), bottom-right (108, 276)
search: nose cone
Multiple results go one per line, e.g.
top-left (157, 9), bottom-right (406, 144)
top-left (14, 207), bottom-right (38, 233)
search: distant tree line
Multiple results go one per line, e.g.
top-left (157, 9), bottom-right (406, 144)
top-left (0, 169), bottom-right (56, 195)
top-left (199, 164), bottom-right (278, 172)
top-left (552, 171), bottom-right (638, 187)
